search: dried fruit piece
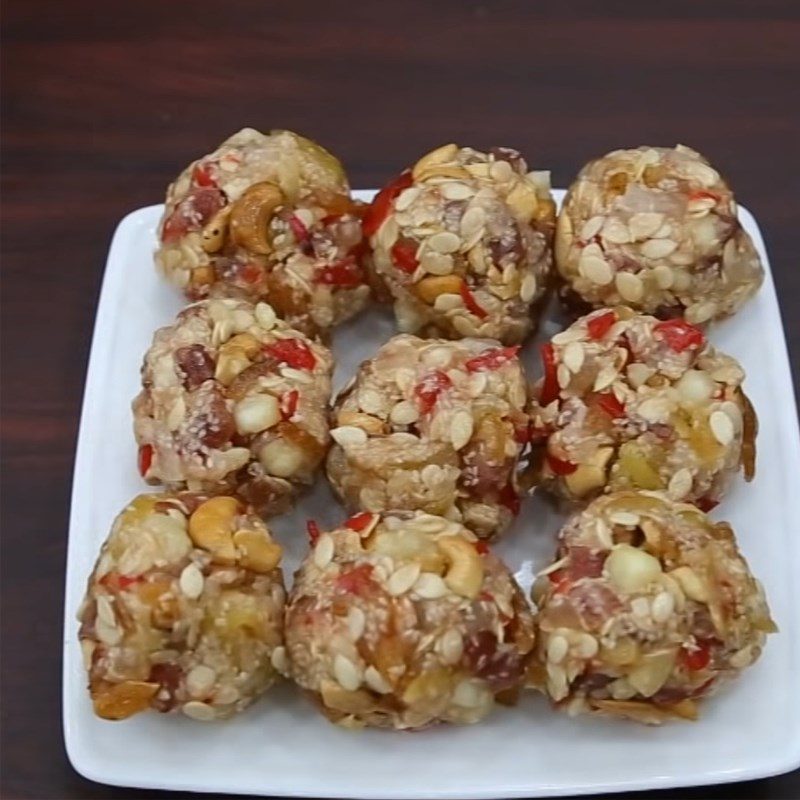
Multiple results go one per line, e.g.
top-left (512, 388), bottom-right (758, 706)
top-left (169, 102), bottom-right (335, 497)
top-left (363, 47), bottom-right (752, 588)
top-left (263, 338), bottom-right (316, 370)
top-left (459, 282), bottom-right (487, 318)
top-left (654, 319), bottom-right (705, 353)
top-left (316, 257), bottom-right (363, 287)
top-left (362, 172), bottom-right (414, 238)
top-left (413, 369), bottom-right (452, 414)
top-left (465, 346), bottom-right (520, 373)
top-left (586, 311), bottom-right (617, 340)
top-left (92, 681), bottom-right (159, 720)
top-left (539, 343), bottom-right (559, 406)
top-left (137, 444), bottom-right (153, 477)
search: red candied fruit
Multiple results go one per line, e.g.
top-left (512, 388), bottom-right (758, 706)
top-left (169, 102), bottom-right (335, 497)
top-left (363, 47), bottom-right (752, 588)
top-left (264, 338), bottom-right (316, 370)
top-left (362, 172), bottom-right (414, 238)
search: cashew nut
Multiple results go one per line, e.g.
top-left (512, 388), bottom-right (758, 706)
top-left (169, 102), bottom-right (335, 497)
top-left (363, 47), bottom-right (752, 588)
top-left (415, 275), bottom-right (464, 304)
top-left (232, 529), bottom-right (282, 573)
top-left (229, 181), bottom-right (284, 255)
top-left (437, 535), bottom-right (484, 599)
top-left (201, 206), bottom-right (231, 253)
top-left (188, 497), bottom-right (239, 563)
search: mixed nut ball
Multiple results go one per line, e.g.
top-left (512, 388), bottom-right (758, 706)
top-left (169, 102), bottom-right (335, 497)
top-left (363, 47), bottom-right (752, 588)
top-left (528, 308), bottom-right (756, 507)
top-left (78, 493), bottom-right (286, 721)
top-left (133, 298), bottom-right (333, 516)
top-left (529, 491), bottom-right (775, 724)
top-left (285, 511), bottom-right (535, 729)
top-left (365, 143), bottom-right (555, 344)
top-left (326, 334), bottom-right (530, 539)
top-left (155, 128), bottom-right (369, 336)
top-left (555, 145), bottom-right (764, 324)
top-left (79, 138), bottom-right (772, 728)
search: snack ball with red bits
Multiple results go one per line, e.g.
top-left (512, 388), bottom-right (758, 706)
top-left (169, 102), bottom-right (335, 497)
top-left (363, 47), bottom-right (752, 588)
top-left (133, 298), bottom-right (332, 516)
top-left (325, 334), bottom-right (531, 540)
top-left (365, 143), bottom-right (556, 345)
top-left (528, 308), bottom-right (757, 507)
top-left (555, 145), bottom-right (764, 324)
top-left (285, 510), bottom-right (535, 730)
top-left (78, 493), bottom-right (286, 722)
top-left (529, 491), bottom-right (775, 724)
top-left (155, 128), bottom-right (369, 336)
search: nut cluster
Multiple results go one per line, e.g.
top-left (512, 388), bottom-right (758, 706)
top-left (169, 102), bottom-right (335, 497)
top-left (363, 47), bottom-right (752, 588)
top-left (326, 334), bottom-right (530, 539)
top-left (285, 510), bottom-right (534, 730)
top-left (529, 491), bottom-right (775, 724)
top-left (78, 494), bottom-right (286, 721)
top-left (155, 128), bottom-right (370, 336)
top-left (528, 308), bottom-right (756, 507)
top-left (78, 136), bottom-right (772, 730)
top-left (366, 143), bottom-right (555, 344)
top-left (132, 297), bottom-right (333, 516)
top-left (555, 145), bottom-right (764, 324)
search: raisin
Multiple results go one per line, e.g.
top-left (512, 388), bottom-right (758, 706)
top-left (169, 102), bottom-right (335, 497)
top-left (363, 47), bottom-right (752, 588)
top-left (174, 345), bottom-right (215, 390)
top-left (487, 227), bottom-right (523, 266)
top-left (489, 146), bottom-right (524, 170)
top-left (181, 385), bottom-right (235, 452)
top-left (148, 662), bottom-right (183, 713)
top-left (463, 630), bottom-right (524, 690)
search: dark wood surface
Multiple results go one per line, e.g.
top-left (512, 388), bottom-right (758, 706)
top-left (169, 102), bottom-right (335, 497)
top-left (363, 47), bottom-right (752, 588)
top-left (2, 1), bottom-right (798, 797)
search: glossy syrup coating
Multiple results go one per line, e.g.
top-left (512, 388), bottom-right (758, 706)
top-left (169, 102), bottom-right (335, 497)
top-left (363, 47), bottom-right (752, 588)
top-left (78, 493), bottom-right (286, 721)
top-left (155, 128), bottom-right (370, 336)
top-left (285, 510), bottom-right (535, 730)
top-left (528, 308), bottom-right (757, 508)
top-left (556, 145), bottom-right (763, 324)
top-left (133, 298), bottom-right (332, 516)
top-left (529, 491), bottom-right (775, 724)
top-left (365, 143), bottom-right (555, 344)
top-left (325, 334), bottom-right (530, 540)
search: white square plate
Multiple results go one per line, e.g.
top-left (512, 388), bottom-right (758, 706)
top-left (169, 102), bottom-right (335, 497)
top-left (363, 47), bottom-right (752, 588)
top-left (63, 191), bottom-right (800, 797)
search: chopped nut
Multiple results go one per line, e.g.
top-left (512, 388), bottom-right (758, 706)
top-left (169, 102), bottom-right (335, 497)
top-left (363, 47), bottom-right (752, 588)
top-left (234, 394), bottom-right (281, 434)
top-left (605, 544), bottom-right (662, 593)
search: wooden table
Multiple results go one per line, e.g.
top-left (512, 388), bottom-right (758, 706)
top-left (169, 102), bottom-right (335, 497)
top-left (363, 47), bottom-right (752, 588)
top-left (2, 1), bottom-right (798, 797)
